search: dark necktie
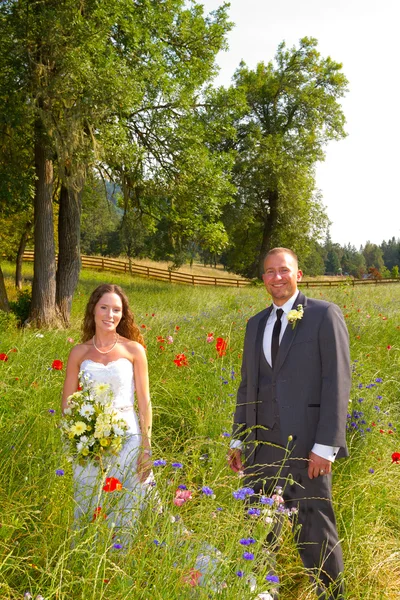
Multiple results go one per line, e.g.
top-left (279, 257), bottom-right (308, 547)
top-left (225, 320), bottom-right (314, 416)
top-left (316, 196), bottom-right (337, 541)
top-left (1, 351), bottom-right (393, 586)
top-left (271, 308), bottom-right (284, 369)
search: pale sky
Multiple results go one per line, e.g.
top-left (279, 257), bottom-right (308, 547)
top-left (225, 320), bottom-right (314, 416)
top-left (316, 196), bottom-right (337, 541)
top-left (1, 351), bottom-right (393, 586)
top-left (200, 0), bottom-right (400, 249)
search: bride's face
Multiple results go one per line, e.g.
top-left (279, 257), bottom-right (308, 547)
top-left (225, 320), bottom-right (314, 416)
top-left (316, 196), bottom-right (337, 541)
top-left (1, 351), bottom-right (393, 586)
top-left (94, 292), bottom-right (123, 334)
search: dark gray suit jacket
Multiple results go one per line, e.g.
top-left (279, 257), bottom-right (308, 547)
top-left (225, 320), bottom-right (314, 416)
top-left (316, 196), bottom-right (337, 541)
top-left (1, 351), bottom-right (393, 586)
top-left (233, 291), bottom-right (351, 466)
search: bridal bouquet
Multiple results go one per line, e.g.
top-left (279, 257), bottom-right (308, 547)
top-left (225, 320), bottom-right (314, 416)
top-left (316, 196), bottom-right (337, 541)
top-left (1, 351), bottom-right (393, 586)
top-left (61, 373), bottom-right (128, 463)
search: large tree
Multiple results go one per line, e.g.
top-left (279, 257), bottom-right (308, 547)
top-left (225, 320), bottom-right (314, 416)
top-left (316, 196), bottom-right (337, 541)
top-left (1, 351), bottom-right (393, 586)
top-left (225, 37), bottom-right (347, 278)
top-left (1, 0), bottom-right (231, 325)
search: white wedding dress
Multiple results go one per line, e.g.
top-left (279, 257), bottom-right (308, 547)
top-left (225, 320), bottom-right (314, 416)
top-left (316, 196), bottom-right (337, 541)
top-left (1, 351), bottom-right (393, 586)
top-left (73, 358), bottom-right (152, 531)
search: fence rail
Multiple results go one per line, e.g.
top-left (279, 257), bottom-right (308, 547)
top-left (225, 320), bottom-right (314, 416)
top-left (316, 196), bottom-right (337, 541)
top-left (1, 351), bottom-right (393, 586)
top-left (21, 251), bottom-right (251, 287)
top-left (21, 251), bottom-right (400, 288)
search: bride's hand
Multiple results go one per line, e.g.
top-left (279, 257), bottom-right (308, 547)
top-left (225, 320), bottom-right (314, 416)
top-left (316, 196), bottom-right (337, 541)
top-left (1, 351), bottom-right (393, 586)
top-left (137, 449), bottom-right (152, 482)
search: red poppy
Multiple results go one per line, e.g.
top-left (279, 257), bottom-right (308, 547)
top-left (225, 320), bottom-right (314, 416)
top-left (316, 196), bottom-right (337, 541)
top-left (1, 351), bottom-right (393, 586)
top-left (379, 429), bottom-right (385, 434)
top-left (157, 336), bottom-right (165, 342)
top-left (141, 324), bottom-right (146, 329)
top-left (175, 325), bottom-right (180, 331)
top-left (387, 345), bottom-right (392, 350)
top-left (173, 353), bottom-right (188, 367)
top-left (52, 360), bottom-right (63, 370)
top-left (103, 477), bottom-right (123, 492)
top-left (215, 337), bottom-right (227, 357)
top-left (0, 353), bottom-right (8, 362)
top-left (92, 507), bottom-right (107, 521)
top-left (391, 452), bottom-right (400, 464)
top-left (9, 348), bottom-right (17, 353)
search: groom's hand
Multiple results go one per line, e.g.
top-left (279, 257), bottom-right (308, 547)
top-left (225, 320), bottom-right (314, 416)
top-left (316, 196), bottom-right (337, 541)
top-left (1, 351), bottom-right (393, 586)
top-left (227, 448), bottom-right (244, 473)
top-left (308, 451), bottom-right (332, 479)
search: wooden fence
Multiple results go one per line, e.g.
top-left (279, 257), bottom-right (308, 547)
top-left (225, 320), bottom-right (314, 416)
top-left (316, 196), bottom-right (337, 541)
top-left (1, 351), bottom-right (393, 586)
top-left (21, 251), bottom-right (251, 288)
top-left (21, 251), bottom-right (400, 288)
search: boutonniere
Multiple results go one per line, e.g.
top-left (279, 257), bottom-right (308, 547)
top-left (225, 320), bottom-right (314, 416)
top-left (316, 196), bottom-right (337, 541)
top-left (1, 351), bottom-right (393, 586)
top-left (287, 304), bottom-right (304, 329)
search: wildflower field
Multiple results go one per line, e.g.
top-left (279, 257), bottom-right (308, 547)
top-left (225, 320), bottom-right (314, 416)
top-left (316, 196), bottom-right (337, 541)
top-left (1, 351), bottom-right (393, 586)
top-left (0, 263), bottom-right (399, 600)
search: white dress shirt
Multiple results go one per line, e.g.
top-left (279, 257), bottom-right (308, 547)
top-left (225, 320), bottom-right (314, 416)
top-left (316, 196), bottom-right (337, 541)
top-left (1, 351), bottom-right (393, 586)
top-left (231, 292), bottom-right (339, 462)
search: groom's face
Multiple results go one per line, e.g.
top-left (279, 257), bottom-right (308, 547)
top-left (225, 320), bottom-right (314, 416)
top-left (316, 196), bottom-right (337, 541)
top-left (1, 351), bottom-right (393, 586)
top-left (262, 252), bottom-right (303, 306)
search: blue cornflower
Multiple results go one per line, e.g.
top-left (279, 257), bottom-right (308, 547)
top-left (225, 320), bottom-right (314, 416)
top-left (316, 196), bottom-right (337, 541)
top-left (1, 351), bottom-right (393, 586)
top-left (242, 487), bottom-right (255, 495)
top-left (374, 406), bottom-right (380, 412)
top-left (247, 508), bottom-right (261, 516)
top-left (377, 395), bottom-right (382, 399)
top-left (216, 507), bottom-right (223, 511)
top-left (222, 432), bottom-right (231, 437)
top-left (239, 537), bottom-right (256, 545)
top-left (260, 496), bottom-right (274, 506)
top-left (358, 398), bottom-right (364, 403)
top-left (375, 378), bottom-right (383, 383)
top-left (178, 484), bottom-right (187, 490)
top-left (243, 551), bottom-right (254, 560)
top-left (233, 490), bottom-right (246, 500)
top-left (236, 570), bottom-right (244, 577)
top-left (172, 462), bottom-right (183, 469)
top-left (48, 409), bottom-right (55, 414)
top-left (369, 468), bottom-right (375, 474)
top-left (153, 459), bottom-right (167, 467)
top-left (266, 574), bottom-right (280, 583)
top-left (153, 539), bottom-right (161, 546)
top-left (55, 469), bottom-right (64, 476)
top-left (113, 543), bottom-right (122, 549)
top-left (201, 486), bottom-right (214, 496)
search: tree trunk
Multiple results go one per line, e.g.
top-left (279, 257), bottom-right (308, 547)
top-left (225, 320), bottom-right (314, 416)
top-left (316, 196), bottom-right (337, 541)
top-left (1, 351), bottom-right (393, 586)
top-left (15, 220), bottom-right (32, 290)
top-left (0, 265), bottom-right (9, 312)
top-left (29, 134), bottom-right (58, 327)
top-left (56, 183), bottom-right (82, 326)
top-left (257, 189), bottom-right (279, 279)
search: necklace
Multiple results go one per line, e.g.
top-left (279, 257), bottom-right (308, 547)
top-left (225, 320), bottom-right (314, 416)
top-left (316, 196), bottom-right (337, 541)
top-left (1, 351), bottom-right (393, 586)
top-left (93, 333), bottom-right (119, 354)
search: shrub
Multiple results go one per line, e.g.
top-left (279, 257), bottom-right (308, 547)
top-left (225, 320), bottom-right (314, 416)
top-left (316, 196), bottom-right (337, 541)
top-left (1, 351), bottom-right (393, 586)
top-left (9, 288), bottom-right (31, 325)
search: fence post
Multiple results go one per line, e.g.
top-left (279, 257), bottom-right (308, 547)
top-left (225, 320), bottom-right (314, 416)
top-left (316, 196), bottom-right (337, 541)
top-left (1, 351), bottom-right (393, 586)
top-left (101, 258), bottom-right (104, 270)
top-left (147, 267), bottom-right (150, 278)
top-left (169, 271), bottom-right (172, 282)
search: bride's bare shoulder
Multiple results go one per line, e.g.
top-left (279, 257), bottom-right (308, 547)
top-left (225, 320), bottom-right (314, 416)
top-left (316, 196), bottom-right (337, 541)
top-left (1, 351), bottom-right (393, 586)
top-left (68, 340), bottom-right (93, 364)
top-left (119, 337), bottom-right (146, 358)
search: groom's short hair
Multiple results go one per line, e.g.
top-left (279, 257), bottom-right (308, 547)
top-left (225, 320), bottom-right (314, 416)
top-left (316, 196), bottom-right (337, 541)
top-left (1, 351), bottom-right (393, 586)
top-left (264, 247), bottom-right (299, 267)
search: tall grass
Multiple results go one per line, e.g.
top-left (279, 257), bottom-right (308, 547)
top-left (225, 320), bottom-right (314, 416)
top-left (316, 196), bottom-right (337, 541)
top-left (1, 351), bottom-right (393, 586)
top-left (0, 262), bottom-right (399, 599)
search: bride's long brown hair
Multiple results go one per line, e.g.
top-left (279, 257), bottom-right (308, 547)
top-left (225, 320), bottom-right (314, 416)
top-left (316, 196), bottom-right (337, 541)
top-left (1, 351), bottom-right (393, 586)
top-left (82, 284), bottom-right (144, 347)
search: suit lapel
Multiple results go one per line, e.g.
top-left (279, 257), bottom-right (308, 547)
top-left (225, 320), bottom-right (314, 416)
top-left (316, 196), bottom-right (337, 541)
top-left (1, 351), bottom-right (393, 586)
top-left (274, 291), bottom-right (307, 373)
top-left (254, 307), bottom-right (273, 381)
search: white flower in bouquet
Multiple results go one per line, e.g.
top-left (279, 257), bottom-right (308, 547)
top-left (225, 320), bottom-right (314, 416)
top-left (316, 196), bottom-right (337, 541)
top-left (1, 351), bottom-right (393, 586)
top-left (79, 403), bottom-right (95, 418)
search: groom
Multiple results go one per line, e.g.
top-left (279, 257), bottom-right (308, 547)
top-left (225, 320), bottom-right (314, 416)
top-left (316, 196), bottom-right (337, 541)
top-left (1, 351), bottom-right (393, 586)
top-left (229, 248), bottom-right (350, 599)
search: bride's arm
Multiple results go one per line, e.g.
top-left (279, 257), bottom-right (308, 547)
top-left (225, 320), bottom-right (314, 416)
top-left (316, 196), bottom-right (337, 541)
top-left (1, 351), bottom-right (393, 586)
top-left (61, 346), bottom-right (82, 414)
top-left (132, 343), bottom-right (152, 451)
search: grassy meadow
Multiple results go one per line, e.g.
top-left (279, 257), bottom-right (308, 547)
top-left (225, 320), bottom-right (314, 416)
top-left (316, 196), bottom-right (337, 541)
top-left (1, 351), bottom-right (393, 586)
top-left (0, 262), bottom-right (399, 600)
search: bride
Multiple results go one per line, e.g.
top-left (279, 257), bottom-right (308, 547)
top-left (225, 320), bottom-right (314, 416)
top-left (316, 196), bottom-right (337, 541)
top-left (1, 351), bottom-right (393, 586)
top-left (62, 284), bottom-right (152, 531)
